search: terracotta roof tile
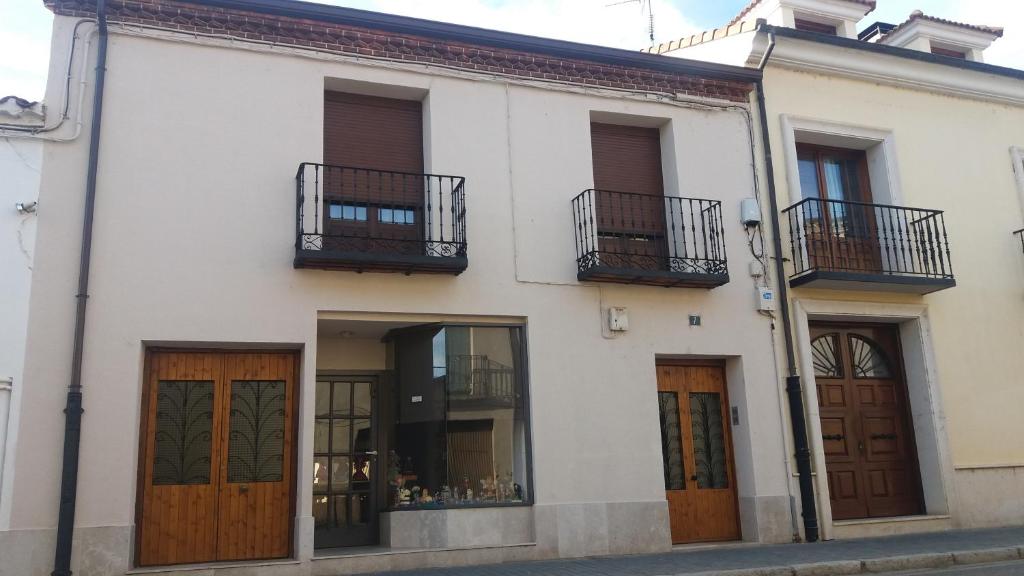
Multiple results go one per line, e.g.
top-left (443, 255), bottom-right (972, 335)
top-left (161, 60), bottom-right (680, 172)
top-left (885, 10), bottom-right (1003, 39)
top-left (728, 0), bottom-right (876, 27)
top-left (645, 19), bottom-right (758, 55)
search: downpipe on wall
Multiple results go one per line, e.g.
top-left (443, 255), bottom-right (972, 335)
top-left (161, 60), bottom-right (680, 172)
top-left (754, 25), bottom-right (820, 543)
top-left (52, 0), bottom-right (108, 574)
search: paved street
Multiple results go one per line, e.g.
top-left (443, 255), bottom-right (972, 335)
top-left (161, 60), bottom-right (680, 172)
top-left (889, 560), bottom-right (1024, 575)
top-left (366, 526), bottom-right (1024, 576)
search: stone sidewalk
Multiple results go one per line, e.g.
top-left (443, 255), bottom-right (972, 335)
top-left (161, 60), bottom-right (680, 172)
top-left (368, 526), bottom-right (1024, 576)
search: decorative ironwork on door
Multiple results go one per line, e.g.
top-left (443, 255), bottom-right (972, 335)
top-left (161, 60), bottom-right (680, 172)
top-left (227, 380), bottom-right (286, 483)
top-left (152, 380), bottom-right (214, 486)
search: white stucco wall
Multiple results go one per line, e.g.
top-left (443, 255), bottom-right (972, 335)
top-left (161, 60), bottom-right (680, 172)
top-left (0, 136), bottom-right (41, 530)
top-left (1, 16), bottom-right (795, 573)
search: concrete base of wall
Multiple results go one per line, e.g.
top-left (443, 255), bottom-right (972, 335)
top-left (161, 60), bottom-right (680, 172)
top-left (831, 515), bottom-right (952, 539)
top-left (0, 501), bottom-right (669, 575)
top-left (955, 467), bottom-right (1024, 528)
top-left (0, 525), bottom-right (131, 576)
top-left (738, 494), bottom-right (794, 544)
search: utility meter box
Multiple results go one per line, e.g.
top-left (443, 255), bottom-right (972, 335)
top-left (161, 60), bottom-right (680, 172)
top-left (757, 287), bottom-right (776, 312)
top-left (608, 307), bottom-right (629, 332)
top-left (741, 198), bottom-right (761, 227)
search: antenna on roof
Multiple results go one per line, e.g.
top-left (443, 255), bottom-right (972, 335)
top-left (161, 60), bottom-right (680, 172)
top-left (607, 0), bottom-right (655, 43)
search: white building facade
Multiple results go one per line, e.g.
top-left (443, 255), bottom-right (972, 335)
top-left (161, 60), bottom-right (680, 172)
top-left (0, 1), bottom-right (803, 574)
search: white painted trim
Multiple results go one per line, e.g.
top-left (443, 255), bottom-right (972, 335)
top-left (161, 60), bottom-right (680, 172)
top-left (791, 299), bottom-right (958, 539)
top-left (767, 37), bottom-right (1024, 107)
top-left (0, 377), bottom-right (12, 530)
top-left (779, 114), bottom-right (903, 206)
top-left (955, 463), bottom-right (1024, 471)
top-left (1011, 146), bottom-right (1024, 224)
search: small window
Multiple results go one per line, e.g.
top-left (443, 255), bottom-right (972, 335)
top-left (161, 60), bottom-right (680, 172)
top-left (794, 18), bottom-right (837, 36)
top-left (329, 202), bottom-right (367, 222)
top-left (379, 207), bottom-right (416, 225)
top-left (931, 45), bottom-right (967, 59)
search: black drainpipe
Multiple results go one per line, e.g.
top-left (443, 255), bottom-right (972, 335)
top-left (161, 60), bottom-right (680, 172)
top-left (52, 0), bottom-right (108, 574)
top-left (754, 23), bottom-right (819, 543)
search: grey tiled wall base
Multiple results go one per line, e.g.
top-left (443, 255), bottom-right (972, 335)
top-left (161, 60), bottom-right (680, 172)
top-left (381, 507), bottom-right (535, 549)
top-left (0, 525), bottom-right (131, 576)
top-left (533, 500), bottom-right (672, 558)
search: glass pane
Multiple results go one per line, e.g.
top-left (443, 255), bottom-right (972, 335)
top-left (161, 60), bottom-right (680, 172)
top-left (330, 457), bottom-right (350, 491)
top-left (328, 204), bottom-right (342, 220)
top-left (689, 392), bottom-right (729, 489)
top-left (657, 392), bottom-right (686, 491)
top-left (313, 495), bottom-right (329, 528)
top-left (153, 380), bottom-right (214, 485)
top-left (353, 382), bottom-right (372, 417)
top-left (351, 494), bottom-right (369, 525)
top-left (315, 381), bottom-right (331, 418)
top-left (849, 335), bottom-right (893, 379)
top-left (342, 204), bottom-right (355, 220)
top-left (380, 208), bottom-right (393, 222)
top-left (314, 419), bottom-right (330, 454)
top-left (332, 495), bottom-right (347, 528)
top-left (332, 420), bottom-right (351, 454)
top-left (356, 206), bottom-right (367, 221)
top-left (390, 325), bottom-right (529, 509)
top-left (352, 419), bottom-right (372, 453)
top-left (332, 381), bottom-right (351, 416)
top-left (812, 334), bottom-right (843, 378)
top-left (797, 156), bottom-right (821, 201)
top-left (227, 380), bottom-right (286, 483)
top-left (312, 456), bottom-right (329, 493)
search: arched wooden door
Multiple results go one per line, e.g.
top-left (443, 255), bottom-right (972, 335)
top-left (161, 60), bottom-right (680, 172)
top-left (810, 324), bottom-right (923, 520)
top-left (136, 351), bottom-right (297, 566)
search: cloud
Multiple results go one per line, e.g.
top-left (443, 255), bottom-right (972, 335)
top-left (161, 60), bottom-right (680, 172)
top-left (947, 0), bottom-right (1024, 68)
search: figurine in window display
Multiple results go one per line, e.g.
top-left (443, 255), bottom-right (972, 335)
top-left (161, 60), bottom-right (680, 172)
top-left (480, 477), bottom-right (496, 501)
top-left (421, 488), bottom-right (433, 503)
top-left (411, 485), bottom-right (421, 504)
top-left (399, 487), bottom-right (412, 505)
top-left (438, 485), bottom-right (451, 506)
top-left (513, 483), bottom-right (523, 501)
top-left (461, 475), bottom-right (471, 502)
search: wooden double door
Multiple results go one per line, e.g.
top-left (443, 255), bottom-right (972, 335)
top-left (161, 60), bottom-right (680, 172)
top-left (656, 364), bottom-right (740, 543)
top-left (810, 323), bottom-right (923, 520)
top-left (137, 351), bottom-right (297, 566)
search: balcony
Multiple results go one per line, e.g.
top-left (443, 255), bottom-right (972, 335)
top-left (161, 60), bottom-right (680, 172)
top-left (445, 354), bottom-right (518, 408)
top-left (572, 189), bottom-right (729, 288)
top-left (294, 163), bottom-right (467, 274)
top-left (784, 198), bottom-right (955, 294)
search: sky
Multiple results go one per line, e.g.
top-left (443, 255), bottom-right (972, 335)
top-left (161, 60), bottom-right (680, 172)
top-left (1, 0), bottom-right (1022, 102)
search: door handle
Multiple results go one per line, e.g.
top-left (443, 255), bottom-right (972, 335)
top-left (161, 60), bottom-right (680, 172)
top-left (365, 450), bottom-right (378, 456)
top-left (822, 434), bottom-right (844, 441)
top-left (239, 484), bottom-right (249, 494)
top-left (871, 433), bottom-right (897, 440)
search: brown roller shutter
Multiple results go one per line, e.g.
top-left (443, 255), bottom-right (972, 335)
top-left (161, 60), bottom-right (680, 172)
top-left (590, 123), bottom-right (668, 268)
top-left (324, 91), bottom-right (424, 172)
top-left (590, 123), bottom-right (664, 195)
top-left (322, 92), bottom-right (426, 254)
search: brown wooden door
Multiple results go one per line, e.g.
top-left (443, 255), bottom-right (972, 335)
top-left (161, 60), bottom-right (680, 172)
top-left (809, 324), bottom-right (923, 520)
top-left (138, 351), bottom-right (297, 566)
top-left (323, 92), bottom-right (424, 254)
top-left (656, 364), bottom-right (740, 543)
top-left (590, 123), bottom-right (668, 269)
top-left (796, 144), bottom-right (882, 273)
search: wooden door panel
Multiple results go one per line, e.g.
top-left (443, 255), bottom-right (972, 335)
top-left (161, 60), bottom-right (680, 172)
top-left (810, 324), bottom-right (922, 521)
top-left (138, 351), bottom-right (296, 567)
top-left (138, 353), bottom-right (223, 566)
top-left (657, 364), bottom-right (740, 544)
top-left (217, 353), bottom-right (295, 561)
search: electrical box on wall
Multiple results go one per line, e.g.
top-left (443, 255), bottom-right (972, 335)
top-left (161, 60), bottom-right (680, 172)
top-left (757, 287), bottom-right (776, 312)
top-left (740, 198), bottom-right (761, 227)
top-left (608, 307), bottom-right (629, 332)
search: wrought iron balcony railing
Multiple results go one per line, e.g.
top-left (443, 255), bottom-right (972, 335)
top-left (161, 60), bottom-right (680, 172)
top-left (783, 197), bottom-right (955, 293)
top-left (572, 189), bottom-right (728, 287)
top-left (294, 163), bottom-right (467, 274)
top-left (446, 355), bottom-right (516, 405)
